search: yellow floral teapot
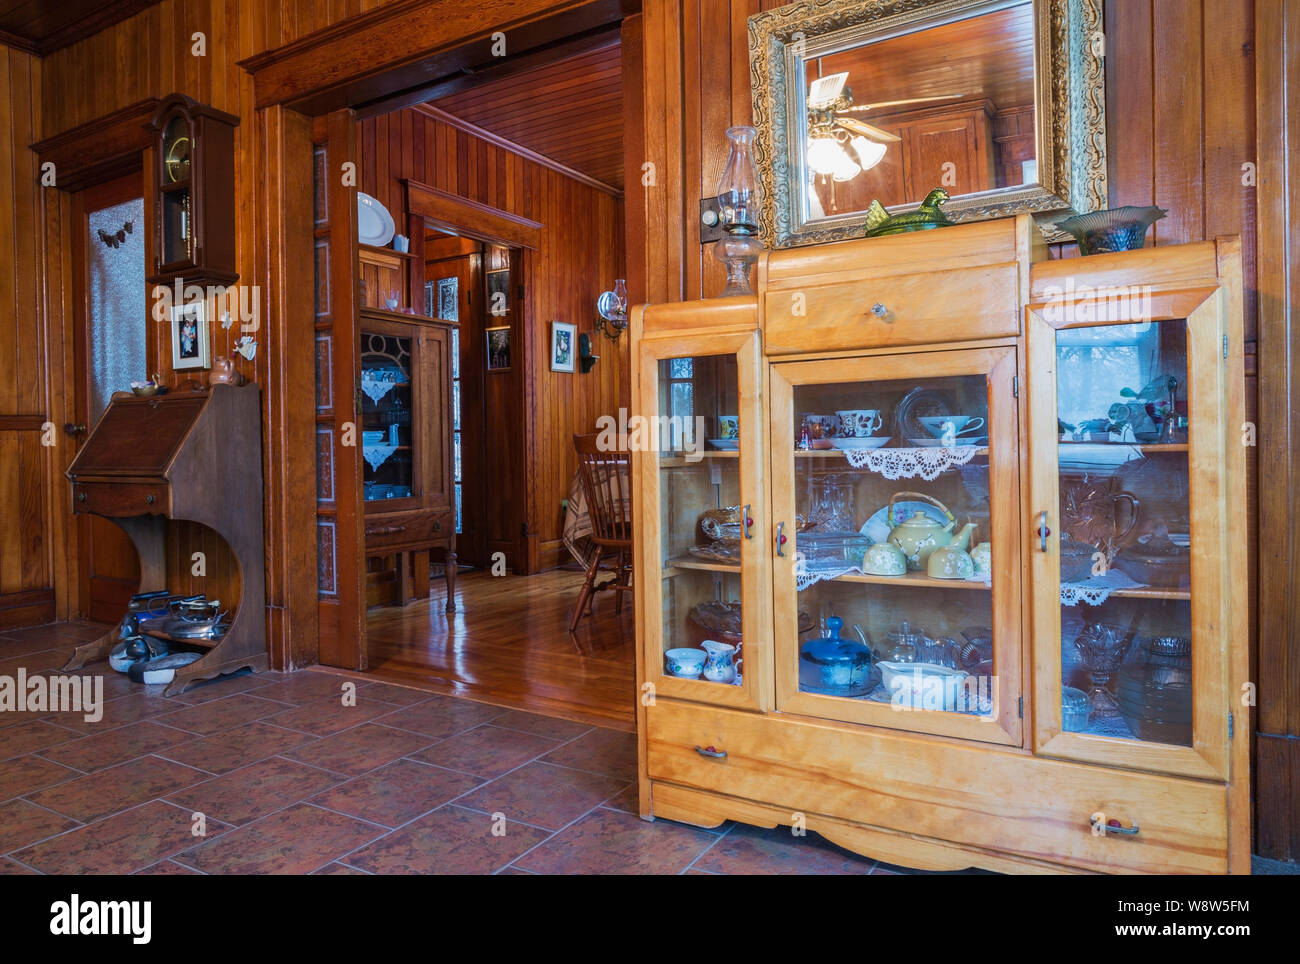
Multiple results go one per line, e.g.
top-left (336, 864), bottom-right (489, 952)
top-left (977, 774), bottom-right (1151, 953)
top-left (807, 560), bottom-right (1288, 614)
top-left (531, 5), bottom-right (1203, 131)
top-left (887, 492), bottom-right (973, 571)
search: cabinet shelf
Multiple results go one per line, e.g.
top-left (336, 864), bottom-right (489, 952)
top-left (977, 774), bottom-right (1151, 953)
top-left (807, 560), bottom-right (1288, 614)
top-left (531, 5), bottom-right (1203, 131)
top-left (666, 556), bottom-right (994, 592)
top-left (796, 447), bottom-right (990, 458)
top-left (1094, 586), bottom-right (1190, 601)
top-left (1058, 441), bottom-right (1188, 453)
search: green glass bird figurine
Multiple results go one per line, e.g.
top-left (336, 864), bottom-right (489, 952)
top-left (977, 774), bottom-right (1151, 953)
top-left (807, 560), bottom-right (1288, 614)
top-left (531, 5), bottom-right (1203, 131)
top-left (862, 188), bottom-right (954, 238)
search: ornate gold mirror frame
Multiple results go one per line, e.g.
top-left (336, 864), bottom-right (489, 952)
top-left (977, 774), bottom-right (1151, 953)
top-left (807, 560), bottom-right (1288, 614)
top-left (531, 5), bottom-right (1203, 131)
top-left (749, 0), bottom-right (1107, 248)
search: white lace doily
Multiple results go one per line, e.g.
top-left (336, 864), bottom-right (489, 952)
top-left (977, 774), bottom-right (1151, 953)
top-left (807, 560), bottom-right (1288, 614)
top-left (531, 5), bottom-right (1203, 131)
top-left (361, 375), bottom-right (402, 404)
top-left (842, 445), bottom-right (980, 481)
top-left (363, 443), bottom-right (399, 471)
top-left (1060, 569), bottom-right (1142, 606)
top-left (794, 561), bottom-right (859, 592)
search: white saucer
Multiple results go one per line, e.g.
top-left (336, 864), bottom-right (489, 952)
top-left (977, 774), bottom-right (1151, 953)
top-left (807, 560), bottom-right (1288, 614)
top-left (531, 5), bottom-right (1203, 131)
top-left (829, 436), bottom-right (891, 450)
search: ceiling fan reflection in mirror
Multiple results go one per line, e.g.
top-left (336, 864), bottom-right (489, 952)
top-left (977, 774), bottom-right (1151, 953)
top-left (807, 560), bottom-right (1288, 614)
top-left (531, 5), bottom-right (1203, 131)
top-left (805, 71), bottom-right (964, 183)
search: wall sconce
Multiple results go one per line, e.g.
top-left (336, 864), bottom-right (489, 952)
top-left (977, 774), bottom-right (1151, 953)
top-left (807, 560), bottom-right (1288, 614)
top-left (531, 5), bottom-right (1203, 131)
top-left (579, 333), bottom-right (599, 373)
top-left (595, 278), bottom-right (628, 341)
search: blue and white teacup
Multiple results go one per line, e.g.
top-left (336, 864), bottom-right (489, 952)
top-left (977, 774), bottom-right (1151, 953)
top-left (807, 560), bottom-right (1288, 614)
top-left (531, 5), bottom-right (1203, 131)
top-left (665, 648), bottom-right (706, 679)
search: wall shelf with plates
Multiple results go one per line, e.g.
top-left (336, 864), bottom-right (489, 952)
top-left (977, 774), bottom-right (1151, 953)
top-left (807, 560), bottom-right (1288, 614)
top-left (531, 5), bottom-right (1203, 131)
top-left (631, 215), bottom-right (1249, 874)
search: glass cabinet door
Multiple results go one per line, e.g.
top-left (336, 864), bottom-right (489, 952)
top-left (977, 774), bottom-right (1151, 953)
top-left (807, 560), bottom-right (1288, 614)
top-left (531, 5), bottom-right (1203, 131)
top-left (1028, 292), bottom-right (1229, 779)
top-left (770, 348), bottom-right (1022, 744)
top-left (636, 330), bottom-right (769, 710)
top-left (361, 328), bottom-right (417, 507)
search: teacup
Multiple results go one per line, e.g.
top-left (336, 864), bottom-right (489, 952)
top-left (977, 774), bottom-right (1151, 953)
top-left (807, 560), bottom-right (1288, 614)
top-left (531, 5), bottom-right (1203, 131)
top-left (717, 416), bottom-right (740, 440)
top-left (836, 409), bottom-right (884, 438)
top-left (918, 415), bottom-right (985, 442)
top-left (665, 648), bottom-right (706, 679)
top-left (804, 414), bottom-right (840, 440)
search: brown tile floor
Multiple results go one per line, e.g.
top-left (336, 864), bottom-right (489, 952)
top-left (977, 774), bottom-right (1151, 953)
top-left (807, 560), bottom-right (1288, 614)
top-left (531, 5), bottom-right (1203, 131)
top-left (0, 620), bottom-right (920, 875)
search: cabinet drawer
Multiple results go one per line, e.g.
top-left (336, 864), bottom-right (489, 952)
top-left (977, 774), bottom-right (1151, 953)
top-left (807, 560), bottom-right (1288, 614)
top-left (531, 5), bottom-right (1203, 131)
top-left (364, 509), bottom-right (453, 551)
top-left (72, 481), bottom-right (169, 517)
top-left (764, 262), bottom-right (1019, 354)
top-left (646, 699), bottom-right (1227, 874)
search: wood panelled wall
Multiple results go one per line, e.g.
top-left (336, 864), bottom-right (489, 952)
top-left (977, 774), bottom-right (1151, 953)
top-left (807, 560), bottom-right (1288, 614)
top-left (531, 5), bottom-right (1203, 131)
top-left (359, 106), bottom-right (626, 572)
top-left (0, 44), bottom-right (50, 626)
top-left (625, 0), bottom-right (1281, 857)
top-left (6, 0), bottom-right (408, 647)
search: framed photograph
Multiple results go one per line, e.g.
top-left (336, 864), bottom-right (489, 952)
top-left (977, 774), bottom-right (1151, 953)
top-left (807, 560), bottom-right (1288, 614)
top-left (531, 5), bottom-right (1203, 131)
top-left (550, 321), bottom-right (577, 373)
top-left (170, 299), bottom-right (209, 370)
top-left (486, 269), bottom-right (510, 316)
top-left (485, 325), bottom-right (511, 372)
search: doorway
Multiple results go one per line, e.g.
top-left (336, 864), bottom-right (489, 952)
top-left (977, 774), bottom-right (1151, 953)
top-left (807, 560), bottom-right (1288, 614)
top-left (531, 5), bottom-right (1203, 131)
top-left (289, 23), bottom-right (634, 724)
top-left (70, 173), bottom-right (147, 622)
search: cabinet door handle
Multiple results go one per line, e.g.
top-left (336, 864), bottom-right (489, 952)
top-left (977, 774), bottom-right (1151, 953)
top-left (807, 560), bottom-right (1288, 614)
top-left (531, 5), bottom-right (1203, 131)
top-left (742, 504), bottom-right (753, 539)
top-left (367, 523), bottom-right (407, 536)
top-left (1037, 511), bottom-right (1050, 552)
top-left (775, 521), bottom-right (787, 557)
top-left (1091, 814), bottom-right (1140, 837)
top-left (694, 745), bottom-right (727, 759)
top-left (76, 491), bottom-right (87, 503)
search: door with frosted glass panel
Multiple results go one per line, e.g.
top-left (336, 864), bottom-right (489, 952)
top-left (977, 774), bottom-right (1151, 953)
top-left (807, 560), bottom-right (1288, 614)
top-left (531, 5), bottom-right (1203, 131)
top-left (71, 174), bottom-right (149, 621)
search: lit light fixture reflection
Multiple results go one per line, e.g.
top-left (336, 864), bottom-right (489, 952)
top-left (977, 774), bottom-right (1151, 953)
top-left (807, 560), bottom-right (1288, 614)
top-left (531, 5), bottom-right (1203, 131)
top-left (806, 133), bottom-right (844, 176)
top-left (807, 131), bottom-right (887, 181)
top-left (850, 135), bottom-right (887, 171)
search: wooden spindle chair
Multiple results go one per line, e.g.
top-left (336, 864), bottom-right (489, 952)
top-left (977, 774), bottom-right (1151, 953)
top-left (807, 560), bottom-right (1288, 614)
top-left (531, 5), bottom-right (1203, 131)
top-left (569, 433), bottom-right (633, 632)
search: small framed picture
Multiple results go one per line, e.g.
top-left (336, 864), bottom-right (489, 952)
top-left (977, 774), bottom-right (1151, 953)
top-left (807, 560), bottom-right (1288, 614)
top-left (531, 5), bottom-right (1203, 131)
top-left (485, 325), bottom-right (511, 372)
top-left (486, 269), bottom-right (510, 315)
top-left (171, 300), bottom-right (209, 370)
top-left (550, 321), bottom-right (577, 373)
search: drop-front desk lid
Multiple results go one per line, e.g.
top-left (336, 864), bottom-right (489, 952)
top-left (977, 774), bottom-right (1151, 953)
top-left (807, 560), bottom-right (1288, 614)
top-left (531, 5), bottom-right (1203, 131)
top-left (67, 390), bottom-right (209, 480)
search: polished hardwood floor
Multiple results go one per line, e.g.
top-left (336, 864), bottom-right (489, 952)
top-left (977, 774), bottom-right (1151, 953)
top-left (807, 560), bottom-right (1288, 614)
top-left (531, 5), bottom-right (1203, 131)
top-left (358, 568), bottom-right (637, 731)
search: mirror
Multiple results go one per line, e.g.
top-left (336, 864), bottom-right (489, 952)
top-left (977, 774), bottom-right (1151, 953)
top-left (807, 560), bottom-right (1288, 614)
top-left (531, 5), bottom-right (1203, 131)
top-left (750, 0), bottom-right (1107, 248)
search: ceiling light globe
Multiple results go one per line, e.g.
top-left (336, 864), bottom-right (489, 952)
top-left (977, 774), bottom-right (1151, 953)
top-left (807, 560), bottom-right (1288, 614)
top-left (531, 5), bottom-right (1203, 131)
top-left (851, 136), bottom-right (887, 171)
top-left (807, 135), bottom-right (843, 176)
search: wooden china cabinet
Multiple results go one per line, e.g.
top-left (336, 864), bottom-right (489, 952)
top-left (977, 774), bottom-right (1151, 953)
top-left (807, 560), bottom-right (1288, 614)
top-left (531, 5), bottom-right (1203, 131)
top-left (631, 215), bottom-right (1249, 874)
top-left (359, 306), bottom-right (457, 611)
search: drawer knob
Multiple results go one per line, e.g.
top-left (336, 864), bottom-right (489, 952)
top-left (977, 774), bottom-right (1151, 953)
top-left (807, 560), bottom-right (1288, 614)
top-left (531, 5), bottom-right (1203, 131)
top-left (695, 745), bottom-right (727, 759)
top-left (145, 494), bottom-right (156, 504)
top-left (870, 302), bottom-right (890, 319)
top-left (77, 491), bottom-right (87, 503)
top-left (433, 520), bottom-right (442, 532)
top-left (1090, 813), bottom-right (1140, 837)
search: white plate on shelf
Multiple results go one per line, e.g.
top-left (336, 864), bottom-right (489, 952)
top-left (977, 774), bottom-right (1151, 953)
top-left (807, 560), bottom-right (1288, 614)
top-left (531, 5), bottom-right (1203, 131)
top-left (358, 192), bottom-right (395, 246)
top-left (707, 438), bottom-right (739, 451)
top-left (860, 500), bottom-right (952, 545)
top-left (829, 436), bottom-right (891, 450)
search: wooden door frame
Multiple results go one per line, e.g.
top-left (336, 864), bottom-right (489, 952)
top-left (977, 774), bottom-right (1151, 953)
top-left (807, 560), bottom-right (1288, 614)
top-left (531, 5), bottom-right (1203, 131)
top-left (239, 2), bottom-right (637, 662)
top-left (1253, 0), bottom-right (1300, 863)
top-left (404, 180), bottom-right (542, 572)
top-left (33, 104), bottom-right (156, 622)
